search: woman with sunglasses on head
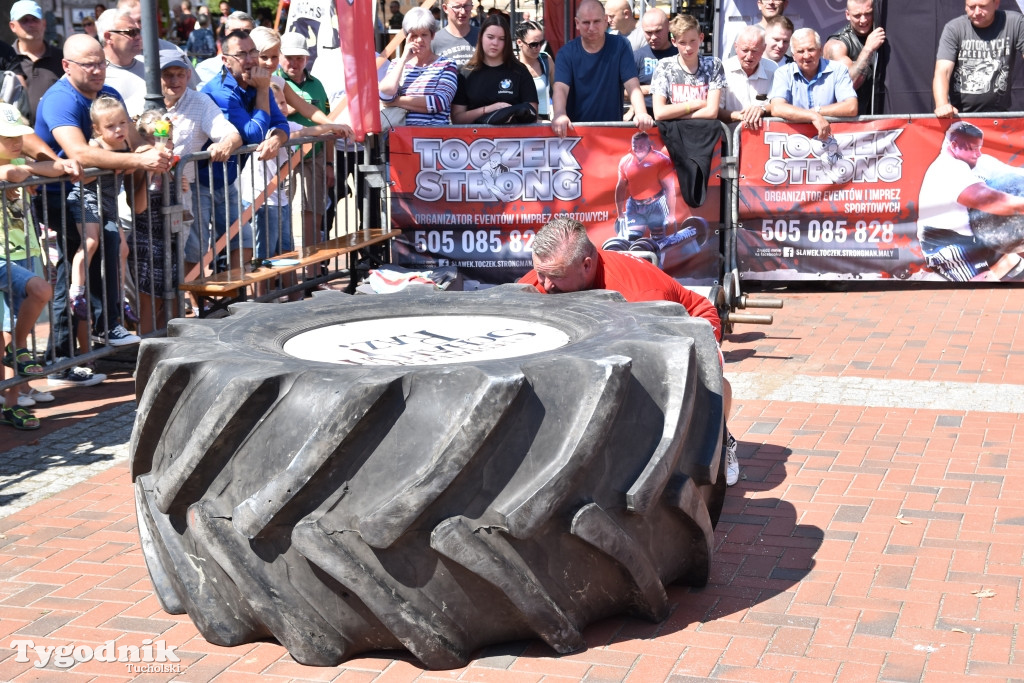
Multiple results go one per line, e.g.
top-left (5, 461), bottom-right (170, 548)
top-left (515, 20), bottom-right (552, 120)
top-left (451, 15), bottom-right (537, 124)
top-left (379, 7), bottom-right (459, 126)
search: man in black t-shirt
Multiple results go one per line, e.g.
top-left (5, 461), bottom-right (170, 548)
top-left (824, 0), bottom-right (887, 115)
top-left (388, 1), bottom-right (404, 30)
top-left (8, 0), bottom-right (63, 126)
top-left (633, 8), bottom-right (677, 112)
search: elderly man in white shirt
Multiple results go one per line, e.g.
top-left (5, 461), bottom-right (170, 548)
top-left (720, 25), bottom-right (778, 131)
top-left (157, 49), bottom-right (242, 275)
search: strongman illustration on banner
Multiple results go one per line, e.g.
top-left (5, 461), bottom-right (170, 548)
top-left (605, 131), bottom-right (710, 267)
top-left (917, 122), bottom-right (1024, 281)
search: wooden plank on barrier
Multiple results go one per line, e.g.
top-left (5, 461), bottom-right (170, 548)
top-left (181, 228), bottom-right (400, 302)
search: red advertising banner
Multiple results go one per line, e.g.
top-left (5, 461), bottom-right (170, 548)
top-left (389, 125), bottom-right (723, 286)
top-left (336, 0), bottom-right (380, 138)
top-left (737, 117), bottom-right (1024, 282)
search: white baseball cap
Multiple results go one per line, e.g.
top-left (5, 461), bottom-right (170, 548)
top-left (280, 31), bottom-right (310, 57)
top-left (0, 103), bottom-right (34, 138)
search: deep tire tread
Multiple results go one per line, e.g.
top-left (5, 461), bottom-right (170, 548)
top-left (130, 289), bottom-right (725, 668)
top-left (431, 516), bottom-right (585, 654)
top-left (570, 503), bottom-right (670, 621)
top-left (292, 521), bottom-right (471, 669)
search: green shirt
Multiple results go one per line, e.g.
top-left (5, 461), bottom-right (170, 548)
top-left (2, 188), bottom-right (40, 262)
top-left (279, 68), bottom-right (329, 126)
top-left (278, 68), bottom-right (330, 159)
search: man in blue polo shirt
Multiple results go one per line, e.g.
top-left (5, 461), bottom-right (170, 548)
top-left (550, 0), bottom-right (652, 138)
top-left (196, 29), bottom-right (289, 270)
top-left (35, 33), bottom-right (172, 384)
top-left (768, 27), bottom-right (857, 140)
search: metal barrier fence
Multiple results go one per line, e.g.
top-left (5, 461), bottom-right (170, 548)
top-left (1, 134), bottom-right (383, 398)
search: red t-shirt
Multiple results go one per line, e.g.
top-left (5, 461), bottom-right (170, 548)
top-left (519, 249), bottom-right (721, 341)
top-left (618, 149), bottom-right (673, 201)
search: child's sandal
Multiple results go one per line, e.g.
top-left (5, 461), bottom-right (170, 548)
top-left (1, 406), bottom-right (40, 431)
top-left (6, 346), bottom-right (44, 376)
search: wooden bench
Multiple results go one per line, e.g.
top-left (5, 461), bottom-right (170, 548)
top-left (180, 228), bottom-right (400, 315)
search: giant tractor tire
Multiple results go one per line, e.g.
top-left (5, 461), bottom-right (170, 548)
top-left (130, 285), bottom-right (726, 668)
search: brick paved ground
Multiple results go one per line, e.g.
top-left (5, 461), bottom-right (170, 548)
top-left (0, 284), bottom-right (1021, 682)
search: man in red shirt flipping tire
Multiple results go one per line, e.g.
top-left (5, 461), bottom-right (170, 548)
top-left (520, 216), bottom-right (740, 485)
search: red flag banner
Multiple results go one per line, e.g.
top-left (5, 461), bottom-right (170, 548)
top-left (336, 0), bottom-right (380, 139)
top-left (388, 124), bottom-right (723, 286)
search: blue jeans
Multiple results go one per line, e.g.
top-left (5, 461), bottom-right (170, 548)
top-left (188, 180), bottom-right (250, 264)
top-left (34, 190), bottom-right (122, 359)
top-left (248, 203), bottom-right (294, 260)
top-left (0, 256), bottom-right (37, 333)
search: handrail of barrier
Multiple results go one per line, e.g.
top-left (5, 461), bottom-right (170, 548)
top-left (1, 136), bottom-right (373, 396)
top-left (0, 166), bottom-right (158, 395)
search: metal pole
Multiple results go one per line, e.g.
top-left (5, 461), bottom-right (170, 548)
top-left (141, 0), bottom-right (163, 112)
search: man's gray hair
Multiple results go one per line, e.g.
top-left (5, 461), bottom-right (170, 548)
top-left (228, 10), bottom-right (256, 24)
top-left (532, 216), bottom-right (596, 263)
top-left (791, 27), bottom-right (820, 48)
top-left (403, 6), bottom-right (438, 36)
top-left (735, 24), bottom-right (765, 48)
top-left (95, 9), bottom-right (133, 45)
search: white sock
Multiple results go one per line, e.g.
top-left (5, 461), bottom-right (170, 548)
top-left (70, 285), bottom-right (84, 298)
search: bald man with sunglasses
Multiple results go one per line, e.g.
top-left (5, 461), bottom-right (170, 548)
top-left (97, 9), bottom-right (146, 117)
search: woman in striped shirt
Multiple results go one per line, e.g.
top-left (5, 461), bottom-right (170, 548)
top-left (379, 7), bottom-right (459, 126)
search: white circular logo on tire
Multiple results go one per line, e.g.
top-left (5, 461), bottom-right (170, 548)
top-left (283, 315), bottom-right (571, 366)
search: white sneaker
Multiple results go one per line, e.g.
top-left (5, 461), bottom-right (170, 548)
top-left (19, 387), bottom-right (56, 407)
top-left (25, 387), bottom-right (55, 402)
top-left (725, 433), bottom-right (739, 486)
top-left (48, 366), bottom-right (107, 388)
top-left (96, 324), bottom-right (141, 347)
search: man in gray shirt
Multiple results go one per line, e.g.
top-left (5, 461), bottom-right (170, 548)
top-left (933, 0), bottom-right (1024, 116)
top-left (431, 0), bottom-right (479, 68)
top-left (97, 9), bottom-right (146, 117)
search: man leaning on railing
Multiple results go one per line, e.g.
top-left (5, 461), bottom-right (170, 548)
top-left (933, 0), bottom-right (1024, 118)
top-left (767, 28), bottom-right (857, 140)
top-left (34, 34), bottom-right (172, 388)
top-left (197, 28), bottom-right (289, 271)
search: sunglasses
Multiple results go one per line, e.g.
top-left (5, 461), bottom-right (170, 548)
top-left (109, 28), bottom-right (142, 37)
top-left (521, 40), bottom-right (543, 49)
top-left (249, 258), bottom-right (273, 271)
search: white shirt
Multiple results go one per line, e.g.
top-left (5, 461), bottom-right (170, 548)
top-left (917, 149), bottom-right (1008, 236)
top-left (721, 55), bottom-right (777, 114)
top-left (240, 120), bottom-right (303, 206)
top-left (165, 87), bottom-right (239, 183)
top-left (311, 47), bottom-right (391, 153)
top-left (194, 55), bottom-right (224, 90)
top-left (104, 58), bottom-right (147, 118)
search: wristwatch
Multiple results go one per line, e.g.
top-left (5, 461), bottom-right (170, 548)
top-left (814, 105), bottom-right (822, 114)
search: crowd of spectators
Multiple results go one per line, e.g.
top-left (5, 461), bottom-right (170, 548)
top-left (2, 0), bottom-right (1023, 431)
top-left (0, 0), bottom-right (355, 426)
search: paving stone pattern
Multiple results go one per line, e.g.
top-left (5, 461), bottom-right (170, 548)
top-left (0, 285), bottom-right (1022, 681)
